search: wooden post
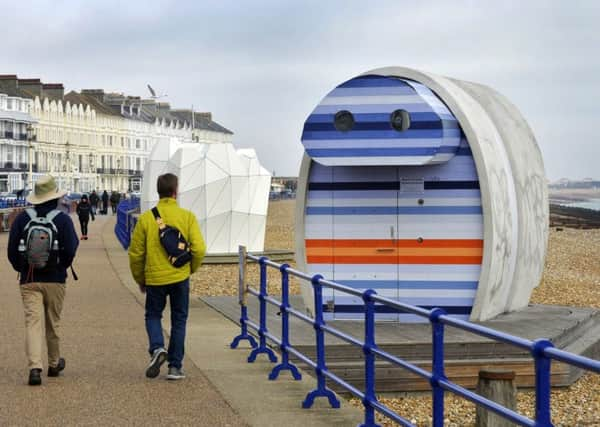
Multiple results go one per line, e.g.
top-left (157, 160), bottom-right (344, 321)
top-left (238, 245), bottom-right (247, 306)
top-left (476, 369), bottom-right (517, 427)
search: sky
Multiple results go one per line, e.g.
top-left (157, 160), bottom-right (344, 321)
top-left (3, 0), bottom-right (599, 180)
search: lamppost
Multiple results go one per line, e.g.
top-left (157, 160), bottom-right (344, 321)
top-left (116, 158), bottom-right (121, 192)
top-left (65, 140), bottom-right (71, 191)
top-left (26, 124), bottom-right (36, 190)
top-left (89, 153), bottom-right (95, 192)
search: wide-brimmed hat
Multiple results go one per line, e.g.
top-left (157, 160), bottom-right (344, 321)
top-left (26, 175), bottom-right (67, 205)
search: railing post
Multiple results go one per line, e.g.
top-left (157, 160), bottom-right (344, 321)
top-left (230, 246), bottom-right (258, 350)
top-left (429, 308), bottom-right (447, 427)
top-left (247, 256), bottom-right (278, 363)
top-left (269, 264), bottom-right (302, 380)
top-left (532, 339), bottom-right (554, 427)
top-left (302, 274), bottom-right (340, 409)
top-left (360, 289), bottom-right (380, 427)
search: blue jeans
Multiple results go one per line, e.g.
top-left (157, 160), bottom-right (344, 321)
top-left (145, 278), bottom-right (189, 369)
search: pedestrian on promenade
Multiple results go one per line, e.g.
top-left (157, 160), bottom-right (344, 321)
top-left (89, 190), bottom-right (99, 216)
top-left (76, 194), bottom-right (94, 240)
top-left (110, 191), bottom-right (120, 214)
top-left (7, 175), bottom-right (79, 386)
top-left (101, 190), bottom-right (109, 215)
top-left (128, 173), bottom-right (206, 380)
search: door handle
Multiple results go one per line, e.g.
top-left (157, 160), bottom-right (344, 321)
top-left (390, 225), bottom-right (395, 242)
top-left (376, 248), bottom-right (394, 253)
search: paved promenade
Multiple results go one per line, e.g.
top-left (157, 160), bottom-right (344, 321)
top-left (0, 213), bottom-right (363, 426)
top-left (0, 214), bottom-right (244, 426)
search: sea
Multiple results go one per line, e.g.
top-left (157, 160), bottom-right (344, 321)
top-left (562, 198), bottom-right (600, 211)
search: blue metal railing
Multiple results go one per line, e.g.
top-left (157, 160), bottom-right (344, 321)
top-left (230, 246), bottom-right (600, 427)
top-left (0, 198), bottom-right (29, 209)
top-left (114, 197), bottom-right (140, 249)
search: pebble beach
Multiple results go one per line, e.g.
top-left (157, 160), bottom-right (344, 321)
top-left (190, 199), bottom-right (600, 426)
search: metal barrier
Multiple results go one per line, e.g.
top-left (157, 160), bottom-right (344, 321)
top-left (114, 197), bottom-right (140, 249)
top-left (230, 246), bottom-right (600, 427)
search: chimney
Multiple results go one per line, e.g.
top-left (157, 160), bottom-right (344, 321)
top-left (42, 83), bottom-right (64, 99)
top-left (195, 112), bottom-right (212, 122)
top-left (157, 102), bottom-right (170, 112)
top-left (81, 89), bottom-right (105, 102)
top-left (0, 75), bottom-right (18, 96)
top-left (18, 78), bottom-right (43, 98)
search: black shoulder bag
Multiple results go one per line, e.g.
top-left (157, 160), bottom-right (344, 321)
top-left (151, 207), bottom-right (193, 268)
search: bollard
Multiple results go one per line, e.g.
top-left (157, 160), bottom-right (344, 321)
top-left (475, 369), bottom-right (517, 427)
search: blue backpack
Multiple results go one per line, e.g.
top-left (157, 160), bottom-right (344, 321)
top-left (151, 207), bottom-right (192, 268)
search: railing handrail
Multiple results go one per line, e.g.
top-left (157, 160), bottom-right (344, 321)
top-left (233, 246), bottom-right (600, 427)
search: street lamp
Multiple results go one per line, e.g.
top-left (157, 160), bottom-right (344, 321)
top-left (89, 153), bottom-right (95, 193)
top-left (26, 124), bottom-right (36, 190)
top-left (65, 141), bottom-right (71, 191)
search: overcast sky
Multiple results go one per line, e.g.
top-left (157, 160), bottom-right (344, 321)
top-left (4, 0), bottom-right (599, 180)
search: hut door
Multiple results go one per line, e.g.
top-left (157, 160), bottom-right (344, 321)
top-left (331, 166), bottom-right (400, 320)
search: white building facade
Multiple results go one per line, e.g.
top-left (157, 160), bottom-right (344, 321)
top-left (0, 93), bottom-right (36, 193)
top-left (0, 75), bottom-right (233, 194)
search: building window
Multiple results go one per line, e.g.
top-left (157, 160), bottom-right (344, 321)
top-left (135, 139), bottom-right (141, 149)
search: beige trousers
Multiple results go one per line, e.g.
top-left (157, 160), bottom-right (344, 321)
top-left (20, 282), bottom-right (66, 370)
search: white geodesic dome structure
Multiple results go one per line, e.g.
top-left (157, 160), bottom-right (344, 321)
top-left (141, 138), bottom-right (271, 253)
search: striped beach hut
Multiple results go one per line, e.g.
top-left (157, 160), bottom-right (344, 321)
top-left (295, 67), bottom-right (548, 322)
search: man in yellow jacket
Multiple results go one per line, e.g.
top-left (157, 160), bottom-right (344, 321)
top-left (129, 173), bottom-right (206, 380)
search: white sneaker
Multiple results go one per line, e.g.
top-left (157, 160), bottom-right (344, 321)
top-left (166, 367), bottom-right (186, 380)
top-left (145, 348), bottom-right (168, 378)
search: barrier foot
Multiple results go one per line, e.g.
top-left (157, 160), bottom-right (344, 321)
top-left (269, 362), bottom-right (302, 381)
top-left (358, 423), bottom-right (381, 427)
top-left (248, 346), bottom-right (278, 363)
top-left (302, 387), bottom-right (340, 409)
top-left (230, 333), bottom-right (258, 349)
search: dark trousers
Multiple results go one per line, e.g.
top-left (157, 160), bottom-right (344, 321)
top-left (145, 278), bottom-right (189, 369)
top-left (79, 218), bottom-right (89, 236)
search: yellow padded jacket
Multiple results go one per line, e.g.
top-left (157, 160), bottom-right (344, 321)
top-left (128, 197), bottom-right (206, 286)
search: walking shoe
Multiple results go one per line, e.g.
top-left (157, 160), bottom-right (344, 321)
top-left (145, 348), bottom-right (168, 378)
top-left (28, 369), bottom-right (42, 386)
top-left (84, 235), bottom-right (88, 240)
top-left (80, 236), bottom-right (85, 240)
top-left (166, 367), bottom-right (186, 380)
top-left (48, 358), bottom-right (66, 377)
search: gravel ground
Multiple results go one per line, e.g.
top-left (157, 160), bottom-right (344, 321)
top-left (191, 201), bottom-right (600, 426)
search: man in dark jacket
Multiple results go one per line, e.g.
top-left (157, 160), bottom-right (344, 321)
top-left (89, 190), bottom-right (99, 216)
top-left (101, 190), bottom-right (109, 215)
top-left (7, 175), bottom-right (79, 386)
top-left (76, 194), bottom-right (94, 240)
top-left (110, 191), bottom-right (120, 214)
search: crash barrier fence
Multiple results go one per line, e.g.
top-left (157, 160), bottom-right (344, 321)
top-left (230, 246), bottom-right (600, 427)
top-left (0, 198), bottom-right (29, 209)
top-left (115, 197), bottom-right (140, 249)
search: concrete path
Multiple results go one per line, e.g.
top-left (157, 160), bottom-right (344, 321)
top-left (0, 213), bottom-right (244, 426)
top-left (0, 212), bottom-right (364, 426)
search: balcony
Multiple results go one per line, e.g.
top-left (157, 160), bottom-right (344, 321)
top-left (3, 131), bottom-right (14, 139)
top-left (96, 168), bottom-right (138, 176)
top-left (0, 162), bottom-right (32, 172)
